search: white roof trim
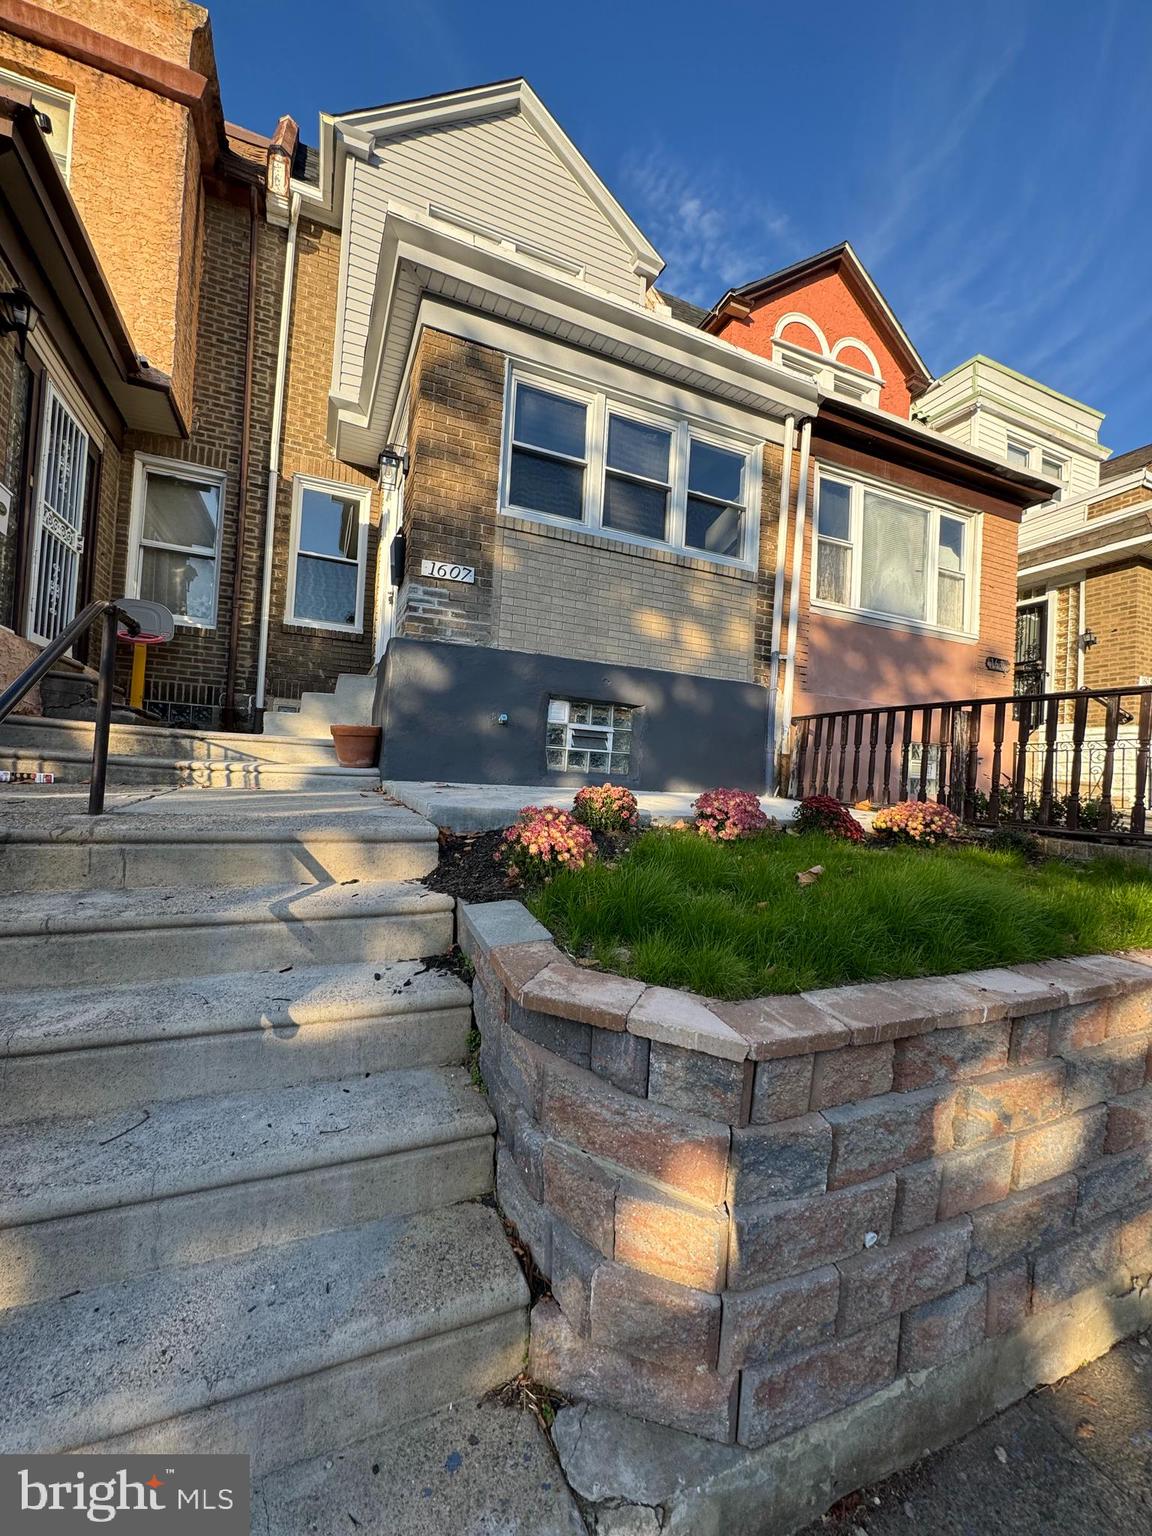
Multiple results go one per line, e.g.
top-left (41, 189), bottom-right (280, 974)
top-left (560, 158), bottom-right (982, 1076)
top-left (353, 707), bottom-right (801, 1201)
top-left (324, 79), bottom-right (663, 280)
top-left (329, 212), bottom-right (818, 467)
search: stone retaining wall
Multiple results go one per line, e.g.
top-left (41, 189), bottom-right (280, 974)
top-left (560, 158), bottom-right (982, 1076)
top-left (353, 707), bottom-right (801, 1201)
top-left (459, 901), bottom-right (1152, 1454)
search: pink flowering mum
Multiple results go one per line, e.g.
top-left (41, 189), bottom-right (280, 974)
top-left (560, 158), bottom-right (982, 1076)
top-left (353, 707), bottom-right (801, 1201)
top-left (692, 788), bottom-right (769, 843)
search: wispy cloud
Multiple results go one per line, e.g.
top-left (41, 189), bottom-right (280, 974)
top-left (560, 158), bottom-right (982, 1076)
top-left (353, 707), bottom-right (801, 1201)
top-left (619, 148), bottom-right (808, 303)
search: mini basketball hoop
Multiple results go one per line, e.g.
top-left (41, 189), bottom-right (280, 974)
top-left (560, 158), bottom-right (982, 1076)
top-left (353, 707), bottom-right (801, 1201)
top-left (115, 598), bottom-right (175, 646)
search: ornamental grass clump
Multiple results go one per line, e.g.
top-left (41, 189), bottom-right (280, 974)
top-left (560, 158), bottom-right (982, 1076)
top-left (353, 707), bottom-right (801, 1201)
top-left (793, 793), bottom-right (864, 842)
top-left (496, 805), bottom-right (596, 884)
top-left (572, 783), bottom-right (640, 833)
top-left (872, 799), bottom-right (961, 846)
top-left (693, 787), bottom-right (770, 842)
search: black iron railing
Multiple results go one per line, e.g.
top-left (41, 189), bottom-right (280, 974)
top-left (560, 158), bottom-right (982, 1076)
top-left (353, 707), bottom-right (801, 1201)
top-left (0, 601), bottom-right (140, 815)
top-left (787, 686), bottom-right (1152, 840)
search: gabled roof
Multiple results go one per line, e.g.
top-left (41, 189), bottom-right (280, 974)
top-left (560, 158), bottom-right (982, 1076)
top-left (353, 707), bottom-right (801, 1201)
top-left (1101, 442), bottom-right (1152, 482)
top-left (331, 78), bottom-right (663, 281)
top-left (701, 241), bottom-right (932, 396)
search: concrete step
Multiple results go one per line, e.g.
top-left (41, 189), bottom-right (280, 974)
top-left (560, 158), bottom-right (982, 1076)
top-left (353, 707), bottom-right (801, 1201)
top-left (0, 1067), bottom-right (493, 1303)
top-left (0, 797), bottom-right (437, 889)
top-left (255, 1398), bottom-right (586, 1536)
top-left (0, 1203), bottom-right (528, 1474)
top-left (0, 879), bottom-right (455, 987)
top-left (0, 745), bottom-right (375, 791)
top-left (0, 960), bottom-right (471, 1123)
top-left (263, 675), bottom-right (376, 738)
top-left (0, 715), bottom-right (345, 766)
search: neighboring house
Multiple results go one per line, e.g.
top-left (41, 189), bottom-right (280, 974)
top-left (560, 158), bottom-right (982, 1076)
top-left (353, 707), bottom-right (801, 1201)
top-left (0, 0), bottom-right (1058, 794)
top-left (918, 355), bottom-right (1152, 810)
top-left (695, 246), bottom-right (1050, 766)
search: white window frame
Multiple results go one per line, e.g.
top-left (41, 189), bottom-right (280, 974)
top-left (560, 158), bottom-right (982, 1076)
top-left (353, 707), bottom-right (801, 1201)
top-left (1039, 452), bottom-right (1068, 503)
top-left (127, 454), bottom-right (226, 630)
top-left (286, 474), bottom-right (371, 634)
top-left (1006, 437), bottom-right (1034, 470)
top-left (0, 66), bottom-right (74, 181)
top-left (498, 364), bottom-right (762, 571)
top-left (811, 466), bottom-right (980, 639)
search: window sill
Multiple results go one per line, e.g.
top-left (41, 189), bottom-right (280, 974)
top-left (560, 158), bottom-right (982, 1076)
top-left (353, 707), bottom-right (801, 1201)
top-left (809, 599), bottom-right (978, 644)
top-left (499, 509), bottom-right (757, 580)
top-left (283, 618), bottom-right (365, 636)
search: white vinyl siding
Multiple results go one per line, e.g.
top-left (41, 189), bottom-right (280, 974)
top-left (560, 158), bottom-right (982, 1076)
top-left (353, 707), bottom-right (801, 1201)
top-left (337, 110), bottom-right (645, 396)
top-left (0, 66), bottom-right (73, 181)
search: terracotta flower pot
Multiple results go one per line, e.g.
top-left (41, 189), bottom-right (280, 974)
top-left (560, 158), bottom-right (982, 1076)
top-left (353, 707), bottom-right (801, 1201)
top-left (330, 724), bottom-right (381, 768)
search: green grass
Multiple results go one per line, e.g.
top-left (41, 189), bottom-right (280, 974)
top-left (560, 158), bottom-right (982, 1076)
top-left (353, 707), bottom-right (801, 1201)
top-left (525, 829), bottom-right (1152, 999)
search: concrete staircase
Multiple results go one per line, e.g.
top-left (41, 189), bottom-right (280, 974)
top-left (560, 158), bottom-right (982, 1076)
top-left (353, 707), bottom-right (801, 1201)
top-left (264, 673), bottom-right (376, 740)
top-left (0, 790), bottom-right (530, 1488)
top-left (0, 714), bottom-right (376, 790)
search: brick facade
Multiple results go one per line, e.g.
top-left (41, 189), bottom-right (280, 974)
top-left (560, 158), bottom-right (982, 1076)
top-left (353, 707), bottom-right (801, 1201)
top-left (464, 903), bottom-right (1152, 1452)
top-left (396, 327), bottom-right (503, 647)
top-left (1084, 561), bottom-right (1152, 692)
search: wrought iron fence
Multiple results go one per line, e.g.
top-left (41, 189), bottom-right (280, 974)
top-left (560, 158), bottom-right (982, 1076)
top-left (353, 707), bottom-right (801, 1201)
top-left (787, 686), bottom-right (1152, 840)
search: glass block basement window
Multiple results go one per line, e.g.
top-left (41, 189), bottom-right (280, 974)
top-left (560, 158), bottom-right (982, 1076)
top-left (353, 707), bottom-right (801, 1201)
top-left (547, 699), bottom-right (633, 773)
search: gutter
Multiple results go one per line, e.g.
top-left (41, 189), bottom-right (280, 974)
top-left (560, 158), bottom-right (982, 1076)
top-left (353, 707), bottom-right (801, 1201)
top-left (777, 419), bottom-right (814, 777)
top-left (223, 181), bottom-right (260, 728)
top-left (254, 191), bottom-right (301, 715)
top-left (765, 413), bottom-right (798, 787)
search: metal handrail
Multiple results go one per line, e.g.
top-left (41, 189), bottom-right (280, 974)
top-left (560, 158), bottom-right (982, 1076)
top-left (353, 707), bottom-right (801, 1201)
top-left (0, 600), bottom-right (140, 815)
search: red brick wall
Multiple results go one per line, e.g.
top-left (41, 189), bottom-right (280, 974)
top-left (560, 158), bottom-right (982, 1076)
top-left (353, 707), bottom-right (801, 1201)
top-left (713, 269), bottom-right (914, 418)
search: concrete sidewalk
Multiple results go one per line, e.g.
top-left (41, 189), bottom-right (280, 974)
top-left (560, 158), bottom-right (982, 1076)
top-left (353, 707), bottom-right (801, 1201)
top-left (799, 1333), bottom-right (1152, 1535)
top-left (385, 779), bottom-right (799, 833)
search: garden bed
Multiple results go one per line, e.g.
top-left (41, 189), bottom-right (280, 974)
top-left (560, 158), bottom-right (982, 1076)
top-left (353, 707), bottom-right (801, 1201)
top-left (528, 828), bottom-right (1152, 998)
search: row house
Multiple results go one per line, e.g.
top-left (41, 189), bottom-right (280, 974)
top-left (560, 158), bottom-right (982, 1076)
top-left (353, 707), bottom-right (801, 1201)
top-left (0, 0), bottom-right (1111, 798)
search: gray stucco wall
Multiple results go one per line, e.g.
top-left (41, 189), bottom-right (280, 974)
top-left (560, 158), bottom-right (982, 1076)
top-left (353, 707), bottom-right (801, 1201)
top-left (375, 638), bottom-right (769, 792)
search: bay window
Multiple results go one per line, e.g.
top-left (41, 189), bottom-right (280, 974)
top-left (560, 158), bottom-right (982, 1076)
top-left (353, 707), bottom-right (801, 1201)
top-left (502, 370), bottom-right (759, 566)
top-left (814, 471), bottom-right (975, 634)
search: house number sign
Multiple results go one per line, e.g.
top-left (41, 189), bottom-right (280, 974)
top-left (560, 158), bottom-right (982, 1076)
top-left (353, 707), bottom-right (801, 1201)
top-left (420, 558), bottom-right (476, 584)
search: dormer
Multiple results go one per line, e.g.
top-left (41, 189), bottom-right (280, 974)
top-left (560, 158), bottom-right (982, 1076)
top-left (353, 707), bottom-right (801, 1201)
top-left (700, 243), bottom-right (932, 418)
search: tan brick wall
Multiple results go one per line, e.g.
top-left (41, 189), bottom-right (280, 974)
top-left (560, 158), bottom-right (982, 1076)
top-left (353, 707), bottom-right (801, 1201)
top-left (264, 217), bottom-right (381, 698)
top-left (1084, 562), bottom-right (1152, 691)
top-left (0, 2), bottom-right (209, 420)
top-left (110, 194), bottom-right (283, 713)
top-left (399, 328), bottom-right (784, 684)
top-left (397, 327), bottom-right (502, 646)
top-left (495, 519), bottom-right (758, 683)
top-left (1088, 486), bottom-right (1152, 520)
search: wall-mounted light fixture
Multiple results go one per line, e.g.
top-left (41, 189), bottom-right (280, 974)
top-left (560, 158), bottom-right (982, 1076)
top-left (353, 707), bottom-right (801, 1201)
top-left (0, 288), bottom-right (39, 360)
top-left (1078, 628), bottom-right (1098, 652)
top-left (378, 444), bottom-right (409, 491)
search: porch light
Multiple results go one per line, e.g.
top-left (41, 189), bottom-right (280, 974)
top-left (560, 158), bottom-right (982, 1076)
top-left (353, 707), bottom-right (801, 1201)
top-left (378, 444), bottom-right (408, 490)
top-left (1078, 628), bottom-right (1098, 652)
top-left (0, 288), bottom-right (39, 359)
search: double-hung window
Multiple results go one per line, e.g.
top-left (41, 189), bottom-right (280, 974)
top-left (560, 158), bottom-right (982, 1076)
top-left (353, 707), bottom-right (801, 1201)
top-left (1040, 453), bottom-right (1067, 503)
top-left (813, 471), bottom-right (975, 635)
top-left (508, 383), bottom-right (588, 522)
top-left (287, 477), bottom-right (371, 631)
top-left (132, 457), bottom-right (225, 628)
top-left (502, 371), bottom-right (758, 566)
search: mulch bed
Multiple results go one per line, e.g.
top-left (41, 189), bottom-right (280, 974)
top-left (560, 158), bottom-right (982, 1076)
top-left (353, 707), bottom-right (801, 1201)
top-left (421, 825), bottom-right (631, 904)
top-left (422, 829), bottom-right (518, 904)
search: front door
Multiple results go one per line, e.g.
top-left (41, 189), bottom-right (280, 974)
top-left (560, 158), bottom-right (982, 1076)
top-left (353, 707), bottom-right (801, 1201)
top-left (1014, 600), bottom-right (1048, 734)
top-left (24, 381), bottom-right (90, 645)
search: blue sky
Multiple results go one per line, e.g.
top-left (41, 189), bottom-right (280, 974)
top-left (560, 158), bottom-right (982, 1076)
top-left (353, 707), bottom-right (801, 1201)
top-left (213, 0), bottom-right (1152, 453)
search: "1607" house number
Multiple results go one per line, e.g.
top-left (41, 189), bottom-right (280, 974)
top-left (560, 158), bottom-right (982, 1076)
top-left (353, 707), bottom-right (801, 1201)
top-left (420, 558), bottom-right (476, 584)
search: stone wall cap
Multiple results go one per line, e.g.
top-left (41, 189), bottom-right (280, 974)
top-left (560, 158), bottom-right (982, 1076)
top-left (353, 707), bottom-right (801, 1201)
top-left (804, 978), bottom-right (993, 1044)
top-left (491, 940), bottom-right (562, 999)
top-left (958, 968), bottom-right (1070, 1016)
top-left (707, 995), bottom-right (850, 1059)
top-left (629, 987), bottom-right (750, 1061)
top-left (523, 960), bottom-right (645, 1032)
top-left (458, 899), bottom-right (553, 958)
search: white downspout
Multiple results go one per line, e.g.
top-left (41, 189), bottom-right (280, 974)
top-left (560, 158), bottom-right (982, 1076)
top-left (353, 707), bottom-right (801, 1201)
top-left (255, 191), bottom-right (301, 714)
top-left (778, 418), bottom-right (814, 780)
top-left (765, 413), bottom-right (797, 788)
